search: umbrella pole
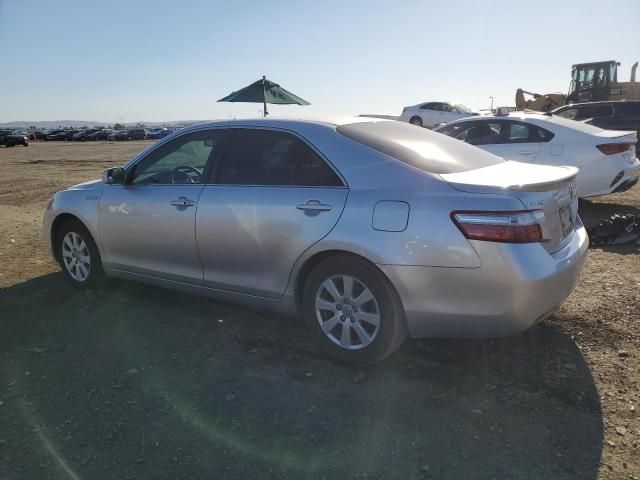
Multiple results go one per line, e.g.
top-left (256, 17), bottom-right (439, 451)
top-left (262, 75), bottom-right (268, 117)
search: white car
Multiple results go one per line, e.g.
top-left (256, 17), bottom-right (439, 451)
top-left (399, 101), bottom-right (478, 128)
top-left (435, 111), bottom-right (640, 198)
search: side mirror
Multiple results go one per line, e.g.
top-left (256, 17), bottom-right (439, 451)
top-left (102, 167), bottom-right (125, 185)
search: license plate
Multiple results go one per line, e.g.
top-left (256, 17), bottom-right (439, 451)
top-left (559, 206), bottom-right (573, 237)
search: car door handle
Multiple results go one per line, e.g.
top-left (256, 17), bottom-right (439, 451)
top-left (296, 200), bottom-right (332, 212)
top-left (170, 197), bottom-right (195, 207)
top-left (518, 150), bottom-right (536, 155)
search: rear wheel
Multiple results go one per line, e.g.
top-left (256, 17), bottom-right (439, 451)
top-left (409, 116), bottom-right (423, 127)
top-left (302, 255), bottom-right (407, 365)
top-left (56, 219), bottom-right (105, 288)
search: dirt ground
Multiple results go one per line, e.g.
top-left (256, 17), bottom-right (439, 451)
top-left (0, 141), bottom-right (638, 480)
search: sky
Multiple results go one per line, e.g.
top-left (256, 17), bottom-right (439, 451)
top-left (0, 0), bottom-right (638, 123)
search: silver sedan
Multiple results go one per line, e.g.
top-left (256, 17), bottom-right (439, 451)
top-left (43, 117), bottom-right (588, 364)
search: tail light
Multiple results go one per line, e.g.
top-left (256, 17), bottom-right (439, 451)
top-left (451, 210), bottom-right (546, 243)
top-left (596, 143), bottom-right (633, 155)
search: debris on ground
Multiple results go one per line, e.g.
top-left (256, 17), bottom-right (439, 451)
top-left (586, 214), bottom-right (640, 246)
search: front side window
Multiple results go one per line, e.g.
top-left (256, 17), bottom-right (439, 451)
top-left (437, 122), bottom-right (487, 145)
top-left (130, 130), bottom-right (223, 185)
top-left (555, 107), bottom-right (578, 120)
top-left (435, 122), bottom-right (474, 139)
top-left (568, 104), bottom-right (614, 120)
top-left (216, 129), bottom-right (343, 187)
top-left (453, 104), bottom-right (473, 114)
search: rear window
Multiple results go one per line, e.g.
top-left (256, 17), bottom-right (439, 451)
top-left (336, 121), bottom-right (504, 174)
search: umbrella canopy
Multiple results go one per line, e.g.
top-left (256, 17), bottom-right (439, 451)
top-left (218, 76), bottom-right (310, 116)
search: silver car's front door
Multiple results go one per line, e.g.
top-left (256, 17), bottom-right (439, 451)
top-left (100, 184), bottom-right (204, 282)
top-left (196, 128), bottom-right (348, 298)
top-left (99, 129), bottom-right (225, 283)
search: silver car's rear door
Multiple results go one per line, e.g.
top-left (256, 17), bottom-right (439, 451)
top-left (196, 128), bottom-right (348, 298)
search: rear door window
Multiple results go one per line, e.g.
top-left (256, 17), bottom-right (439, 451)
top-left (216, 129), bottom-right (343, 187)
top-left (456, 121), bottom-right (553, 145)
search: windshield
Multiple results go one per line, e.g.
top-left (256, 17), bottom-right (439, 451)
top-left (454, 104), bottom-right (473, 114)
top-left (337, 121), bottom-right (503, 174)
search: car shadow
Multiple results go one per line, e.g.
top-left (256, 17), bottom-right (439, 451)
top-left (0, 274), bottom-right (603, 480)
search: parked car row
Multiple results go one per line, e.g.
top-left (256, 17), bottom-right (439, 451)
top-left (27, 127), bottom-right (178, 142)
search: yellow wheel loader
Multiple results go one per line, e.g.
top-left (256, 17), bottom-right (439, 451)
top-left (516, 60), bottom-right (639, 111)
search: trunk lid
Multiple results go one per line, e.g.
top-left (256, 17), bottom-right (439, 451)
top-left (440, 161), bottom-right (579, 253)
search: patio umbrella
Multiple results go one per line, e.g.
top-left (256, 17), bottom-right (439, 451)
top-left (218, 75), bottom-right (310, 117)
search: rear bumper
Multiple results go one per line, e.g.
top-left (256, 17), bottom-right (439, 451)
top-left (612, 174), bottom-right (639, 193)
top-left (379, 222), bottom-right (589, 338)
top-left (583, 158), bottom-right (640, 197)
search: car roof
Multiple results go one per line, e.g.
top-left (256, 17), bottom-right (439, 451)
top-left (555, 100), bottom-right (640, 109)
top-left (439, 111), bottom-right (609, 135)
top-left (176, 116), bottom-right (387, 133)
top-left (407, 101), bottom-right (455, 106)
top-left (442, 111), bottom-right (550, 123)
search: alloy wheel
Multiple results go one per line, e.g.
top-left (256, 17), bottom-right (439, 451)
top-left (61, 231), bottom-right (91, 282)
top-left (315, 274), bottom-right (381, 350)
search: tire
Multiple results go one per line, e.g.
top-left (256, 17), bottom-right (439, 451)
top-left (22, 142), bottom-right (28, 147)
top-left (409, 116), bottom-right (423, 127)
top-left (302, 255), bottom-right (407, 365)
top-left (55, 219), bottom-right (106, 289)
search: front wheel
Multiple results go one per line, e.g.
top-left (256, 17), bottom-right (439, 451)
top-left (56, 219), bottom-right (106, 288)
top-left (302, 255), bottom-right (407, 365)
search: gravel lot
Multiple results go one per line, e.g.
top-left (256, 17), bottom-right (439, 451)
top-left (0, 141), bottom-right (638, 479)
